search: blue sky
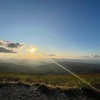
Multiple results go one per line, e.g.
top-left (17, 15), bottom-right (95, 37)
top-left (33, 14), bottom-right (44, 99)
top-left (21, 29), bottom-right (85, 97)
top-left (0, 0), bottom-right (100, 59)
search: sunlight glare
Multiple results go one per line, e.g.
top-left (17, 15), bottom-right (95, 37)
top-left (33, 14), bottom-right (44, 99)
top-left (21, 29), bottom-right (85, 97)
top-left (28, 46), bottom-right (38, 53)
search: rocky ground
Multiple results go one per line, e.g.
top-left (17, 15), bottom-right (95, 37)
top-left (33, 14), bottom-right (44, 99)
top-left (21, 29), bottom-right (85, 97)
top-left (0, 83), bottom-right (100, 100)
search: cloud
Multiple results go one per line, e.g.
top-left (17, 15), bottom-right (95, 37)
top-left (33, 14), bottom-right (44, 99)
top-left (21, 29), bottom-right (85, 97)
top-left (48, 54), bottom-right (56, 56)
top-left (7, 42), bottom-right (24, 48)
top-left (81, 54), bottom-right (99, 58)
top-left (91, 54), bottom-right (99, 57)
top-left (0, 40), bottom-right (24, 49)
top-left (0, 40), bottom-right (25, 53)
top-left (0, 40), bottom-right (7, 45)
top-left (81, 55), bottom-right (90, 57)
top-left (0, 47), bottom-right (15, 53)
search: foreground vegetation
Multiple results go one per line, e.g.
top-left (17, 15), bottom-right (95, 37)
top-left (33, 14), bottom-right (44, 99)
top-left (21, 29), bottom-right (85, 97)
top-left (0, 73), bottom-right (100, 89)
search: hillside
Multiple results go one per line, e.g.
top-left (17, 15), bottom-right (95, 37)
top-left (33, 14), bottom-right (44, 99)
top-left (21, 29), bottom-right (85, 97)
top-left (0, 60), bottom-right (100, 74)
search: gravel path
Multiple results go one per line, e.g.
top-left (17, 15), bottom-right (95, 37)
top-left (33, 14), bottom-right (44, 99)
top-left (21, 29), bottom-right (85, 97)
top-left (0, 83), bottom-right (100, 100)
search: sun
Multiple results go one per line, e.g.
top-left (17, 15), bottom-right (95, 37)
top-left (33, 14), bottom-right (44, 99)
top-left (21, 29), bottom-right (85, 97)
top-left (29, 48), bottom-right (35, 53)
top-left (28, 47), bottom-right (38, 53)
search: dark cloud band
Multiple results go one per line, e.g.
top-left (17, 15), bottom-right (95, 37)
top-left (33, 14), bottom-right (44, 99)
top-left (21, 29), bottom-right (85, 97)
top-left (7, 42), bottom-right (24, 48)
top-left (0, 40), bottom-right (24, 48)
top-left (0, 40), bottom-right (25, 53)
top-left (81, 54), bottom-right (99, 58)
top-left (48, 54), bottom-right (56, 56)
top-left (0, 47), bottom-right (15, 53)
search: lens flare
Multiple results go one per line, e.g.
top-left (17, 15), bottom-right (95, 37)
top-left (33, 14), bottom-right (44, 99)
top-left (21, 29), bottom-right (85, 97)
top-left (48, 58), bottom-right (100, 93)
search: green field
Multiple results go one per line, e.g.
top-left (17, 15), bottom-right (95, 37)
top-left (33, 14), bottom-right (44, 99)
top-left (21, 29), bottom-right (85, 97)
top-left (0, 73), bottom-right (100, 89)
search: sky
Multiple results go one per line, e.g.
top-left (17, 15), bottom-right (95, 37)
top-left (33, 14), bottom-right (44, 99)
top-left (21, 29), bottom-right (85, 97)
top-left (0, 0), bottom-right (100, 59)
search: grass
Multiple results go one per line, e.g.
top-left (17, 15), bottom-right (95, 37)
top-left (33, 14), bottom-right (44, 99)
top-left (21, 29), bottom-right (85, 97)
top-left (0, 73), bottom-right (100, 100)
top-left (0, 72), bottom-right (100, 89)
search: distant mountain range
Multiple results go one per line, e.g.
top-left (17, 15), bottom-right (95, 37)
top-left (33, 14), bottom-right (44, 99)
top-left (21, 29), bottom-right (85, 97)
top-left (0, 59), bottom-right (100, 74)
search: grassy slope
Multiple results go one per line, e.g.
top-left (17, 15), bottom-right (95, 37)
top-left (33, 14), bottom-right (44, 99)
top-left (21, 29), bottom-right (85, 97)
top-left (0, 73), bottom-right (100, 89)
